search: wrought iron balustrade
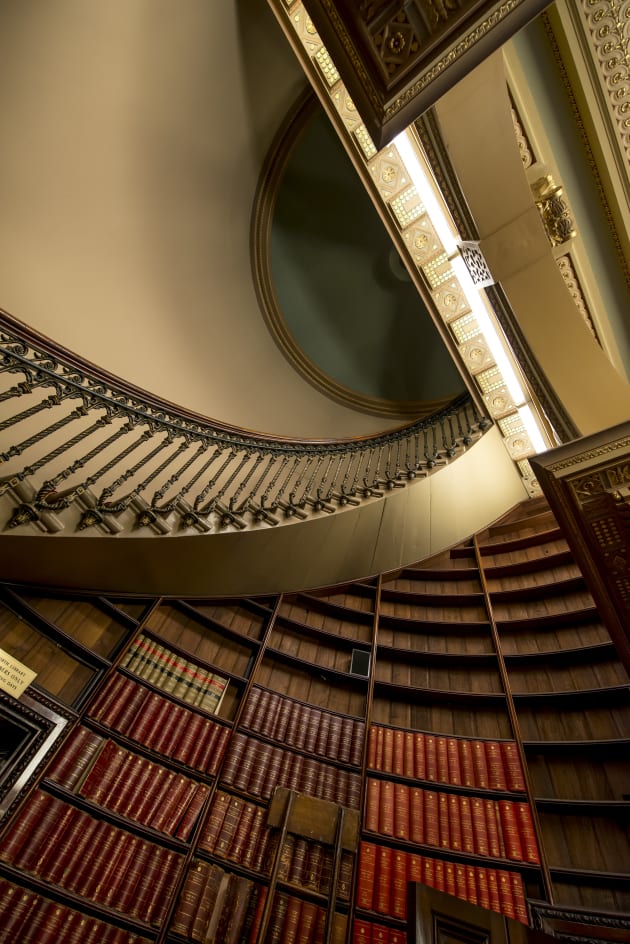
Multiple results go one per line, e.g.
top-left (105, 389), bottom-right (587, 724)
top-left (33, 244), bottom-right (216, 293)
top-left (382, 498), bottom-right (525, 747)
top-left (0, 313), bottom-right (490, 536)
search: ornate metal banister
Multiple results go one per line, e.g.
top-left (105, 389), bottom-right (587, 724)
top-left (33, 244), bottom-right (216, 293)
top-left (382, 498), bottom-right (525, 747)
top-left (0, 312), bottom-right (490, 536)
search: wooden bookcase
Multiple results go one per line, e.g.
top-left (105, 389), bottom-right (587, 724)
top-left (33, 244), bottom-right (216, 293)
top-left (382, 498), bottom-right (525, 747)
top-left (0, 498), bottom-right (628, 943)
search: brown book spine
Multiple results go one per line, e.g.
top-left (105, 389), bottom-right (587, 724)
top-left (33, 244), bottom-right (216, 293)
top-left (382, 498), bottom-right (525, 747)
top-left (459, 739), bottom-right (475, 787)
top-left (510, 870), bottom-right (529, 925)
top-left (351, 719), bottom-right (365, 769)
top-left (153, 702), bottom-right (188, 758)
top-left (170, 859), bottom-right (210, 937)
top-left (14, 794), bottom-right (69, 872)
top-left (378, 779), bottom-right (395, 836)
top-left (365, 777), bottom-right (380, 833)
top-left (45, 726), bottom-right (103, 790)
top-left (240, 686), bottom-right (262, 730)
top-left (175, 781), bottom-right (209, 842)
top-left (282, 895), bottom-right (303, 944)
top-left (110, 834), bottom-right (153, 914)
top-left (496, 869), bottom-right (516, 920)
top-left (374, 844), bottom-right (392, 915)
top-left (241, 804), bottom-right (267, 871)
top-left (476, 865), bottom-right (491, 910)
top-left (299, 757), bottom-right (319, 796)
top-left (472, 741), bottom-right (490, 790)
top-left (470, 796), bottom-right (488, 856)
top-left (222, 732), bottom-right (249, 787)
top-left (278, 834), bottom-right (295, 883)
top-left (391, 849), bottom-right (407, 920)
top-left (326, 713), bottom-right (342, 760)
top-left (285, 697), bottom-right (302, 749)
top-left (410, 786), bottom-right (424, 844)
top-left (21, 900), bottom-right (65, 944)
top-left (88, 673), bottom-right (133, 727)
top-left (194, 863), bottom-right (226, 941)
top-left (516, 802), bottom-right (540, 863)
top-left (225, 876), bottom-right (256, 944)
top-left (147, 847), bottom-right (183, 926)
top-left (247, 886), bottom-right (268, 944)
top-left (289, 837), bottom-right (309, 887)
top-left (77, 740), bottom-right (124, 804)
top-left (240, 739), bottom-right (268, 795)
top-left (199, 790), bottom-right (231, 853)
top-left (216, 796), bottom-right (246, 857)
top-left (367, 725), bottom-right (377, 769)
top-left (394, 781), bottom-right (410, 841)
top-left (68, 819), bottom-right (117, 899)
top-left (0, 790), bottom-right (53, 865)
top-left (448, 793), bottom-right (462, 852)
top-left (374, 725), bottom-right (384, 771)
top-left (124, 690), bottom-right (164, 745)
top-left (158, 775), bottom-right (199, 836)
top-left (304, 708), bottom-right (320, 754)
top-left (275, 696), bottom-right (294, 744)
top-left (296, 899), bottom-right (318, 944)
top-left (305, 842), bottom-right (325, 891)
top-left (101, 833), bottom-right (143, 911)
top-left (315, 711), bottom-right (331, 757)
top-left (498, 800), bottom-right (523, 861)
top-left (131, 843), bottom-right (182, 925)
top-left (210, 723), bottom-right (231, 774)
top-left (424, 790), bottom-right (439, 847)
top-left (446, 738), bottom-right (462, 786)
top-left (438, 791), bottom-right (451, 850)
top-left (261, 692), bottom-right (281, 739)
top-left (110, 753), bottom-right (152, 821)
top-left (110, 683), bottom-right (150, 736)
top-left (346, 771), bottom-right (362, 810)
top-left (170, 709), bottom-right (206, 767)
top-left (197, 720), bottom-right (226, 775)
top-left (337, 850), bottom-right (354, 900)
top-left (316, 760), bottom-right (336, 803)
top-left (90, 828), bottom-right (135, 905)
top-left (414, 731), bottom-right (426, 780)
top-left (382, 727), bottom-right (394, 774)
top-left (254, 824), bottom-right (278, 875)
top-left (485, 741), bottom-right (507, 791)
top-left (30, 804), bottom-right (81, 878)
top-left (286, 752), bottom-right (304, 793)
top-left (393, 728), bottom-right (405, 777)
top-left (501, 742), bottom-right (526, 793)
top-left (436, 737), bottom-right (449, 784)
top-left (486, 868), bottom-right (501, 914)
top-left (0, 884), bottom-right (39, 939)
top-left (484, 799), bottom-right (503, 859)
top-left (357, 842), bottom-right (377, 911)
top-left (47, 813), bottom-right (98, 887)
top-left (262, 744), bottom-right (285, 799)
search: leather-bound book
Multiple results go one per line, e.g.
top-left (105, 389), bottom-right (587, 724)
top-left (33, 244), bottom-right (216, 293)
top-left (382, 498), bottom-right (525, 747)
top-left (391, 849), bottom-right (407, 920)
top-left (374, 844), bottom-right (392, 915)
top-left (485, 741), bottom-right (507, 791)
top-left (501, 742), bottom-right (526, 793)
top-left (469, 796), bottom-right (488, 856)
top-left (45, 725), bottom-right (103, 790)
top-left (498, 800), bottom-right (524, 861)
top-left (357, 842), bottom-right (377, 911)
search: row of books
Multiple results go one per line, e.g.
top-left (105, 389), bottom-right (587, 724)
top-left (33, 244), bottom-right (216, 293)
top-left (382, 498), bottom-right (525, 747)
top-left (241, 687), bottom-right (364, 766)
top-left (87, 672), bottom-right (230, 775)
top-left (198, 791), bottom-right (277, 874)
top-left (0, 790), bottom-right (183, 926)
top-left (170, 861), bottom-right (258, 942)
top-left (259, 891), bottom-right (347, 944)
top-left (0, 878), bottom-right (152, 944)
top-left (221, 733), bottom-right (361, 808)
top-left (365, 778), bottom-right (540, 863)
top-left (120, 631), bottom-right (228, 714)
top-left (368, 725), bottom-right (526, 793)
top-left (353, 921), bottom-right (406, 944)
top-left (277, 835), bottom-right (354, 901)
top-left (46, 725), bottom-right (208, 840)
top-left (358, 842), bottom-right (528, 924)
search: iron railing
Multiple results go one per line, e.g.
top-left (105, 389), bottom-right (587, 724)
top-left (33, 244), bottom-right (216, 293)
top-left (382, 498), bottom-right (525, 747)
top-left (0, 314), bottom-right (490, 536)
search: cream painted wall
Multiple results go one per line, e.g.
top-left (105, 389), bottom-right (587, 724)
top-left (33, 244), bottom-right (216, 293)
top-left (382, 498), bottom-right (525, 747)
top-left (0, 0), bottom-right (398, 439)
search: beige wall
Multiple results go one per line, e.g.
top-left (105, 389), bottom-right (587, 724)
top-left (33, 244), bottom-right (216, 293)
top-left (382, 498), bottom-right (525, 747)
top-left (0, 0), bottom-right (398, 439)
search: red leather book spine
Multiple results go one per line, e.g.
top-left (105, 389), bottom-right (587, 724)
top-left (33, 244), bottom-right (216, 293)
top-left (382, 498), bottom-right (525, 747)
top-left (78, 740), bottom-right (124, 804)
top-left (275, 696), bottom-right (294, 745)
top-left (262, 744), bottom-right (285, 799)
top-left (193, 862), bottom-right (225, 941)
top-left (14, 795), bottom-right (70, 872)
top-left (444, 860), bottom-right (456, 897)
top-left (410, 786), bottom-right (424, 844)
top-left (305, 841), bottom-right (325, 891)
top-left (170, 859), bottom-right (210, 938)
top-left (144, 697), bottom-right (178, 754)
top-left (326, 712), bottom-right (343, 761)
top-left (476, 866), bottom-right (490, 910)
top-left (286, 700), bottom-right (304, 752)
top-left (88, 673), bottom-right (134, 728)
top-left (353, 919), bottom-right (373, 944)
top-left (22, 900), bottom-right (65, 944)
top-left (245, 741), bottom-right (271, 796)
top-left (317, 760), bottom-right (336, 803)
top-left (438, 792), bottom-right (450, 850)
top-left (510, 870), bottom-right (529, 925)
top-left (470, 796), bottom-right (488, 856)
top-left (391, 849), bottom-right (407, 920)
top-left (241, 804), bottom-right (267, 871)
top-left (374, 725), bottom-right (384, 771)
top-left (424, 790), bottom-right (439, 847)
top-left (85, 671), bottom-right (124, 721)
top-left (459, 739), bottom-right (475, 788)
top-left (448, 793), bottom-right (462, 852)
top-left (111, 753), bottom-right (151, 821)
top-left (346, 771), bottom-right (362, 810)
top-left (379, 779), bottom-right (395, 836)
top-left (486, 868), bottom-right (501, 914)
top-left (457, 796), bottom-right (474, 855)
top-left (382, 727), bottom-right (394, 774)
top-left (414, 732), bottom-right (425, 780)
top-left (251, 688), bottom-right (271, 735)
top-left (100, 833), bottom-right (143, 912)
top-left (130, 843), bottom-right (180, 925)
top-left (367, 725), bottom-right (378, 769)
top-left (393, 728), bottom-right (405, 777)
top-left (0, 791), bottom-right (53, 866)
top-left (501, 742), bottom-right (525, 793)
top-left (228, 799), bottom-right (257, 863)
top-left (45, 726), bottom-right (103, 790)
top-left (466, 865), bottom-right (478, 906)
top-left (261, 692), bottom-right (281, 739)
top-left (90, 828), bottom-right (134, 906)
top-left (374, 844), bottom-right (392, 915)
top-left (67, 819), bottom-right (116, 899)
top-left (221, 732), bottom-right (249, 787)
top-left (365, 777), bottom-right (380, 833)
top-left (296, 899), bottom-right (318, 944)
top-left (349, 718), bottom-right (365, 768)
top-left (484, 799), bottom-right (504, 859)
top-left (425, 735), bottom-right (437, 783)
top-left (315, 711), bottom-right (331, 757)
top-left (516, 802), bottom-right (540, 863)
top-left (454, 862), bottom-right (467, 901)
top-left (436, 737), bottom-right (449, 784)
top-left (357, 842), bottom-right (377, 911)
top-left (30, 804), bottom-right (81, 878)
top-left (403, 731), bottom-right (415, 779)
top-left (154, 702), bottom-right (188, 758)
top-left (337, 850), bottom-right (354, 900)
top-left (131, 764), bottom-right (172, 828)
top-left (472, 741), bottom-right (489, 790)
top-left (485, 742), bottom-right (507, 791)
top-left (253, 824), bottom-right (277, 875)
top-left (394, 782), bottom-right (410, 841)
top-left (389, 930), bottom-right (407, 944)
top-left (282, 895), bottom-right (303, 944)
top-left (496, 869), bottom-right (516, 920)
top-left (371, 925), bottom-right (389, 944)
top-left (286, 752), bottom-right (304, 793)
top-left (186, 716), bottom-right (219, 772)
top-left (422, 854), bottom-right (435, 889)
top-left (447, 738), bottom-right (462, 786)
top-left (211, 723), bottom-right (231, 773)
top-left (171, 709), bottom-right (207, 767)
top-left (247, 886), bottom-right (268, 944)
top-left (304, 708), bottom-right (320, 754)
top-left (47, 813), bottom-right (98, 888)
top-left (240, 685), bottom-right (262, 730)
top-left (199, 790), bottom-right (231, 853)
top-left (125, 690), bottom-right (164, 745)
top-left (278, 834), bottom-right (295, 883)
top-left (0, 883), bottom-right (39, 939)
top-left (109, 682), bottom-right (150, 737)
top-left (433, 857), bottom-right (445, 892)
top-left (498, 800), bottom-right (524, 861)
top-left (155, 775), bottom-right (198, 836)
top-left (148, 848), bottom-right (184, 926)
top-left (299, 757), bottom-right (319, 796)
top-left (216, 796), bottom-right (245, 857)
top-left (289, 838), bottom-right (309, 887)
top-left (408, 852), bottom-right (423, 883)
top-left (225, 876), bottom-right (256, 944)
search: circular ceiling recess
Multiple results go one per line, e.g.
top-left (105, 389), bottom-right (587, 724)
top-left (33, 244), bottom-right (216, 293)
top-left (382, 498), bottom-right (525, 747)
top-left (251, 92), bottom-right (465, 418)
